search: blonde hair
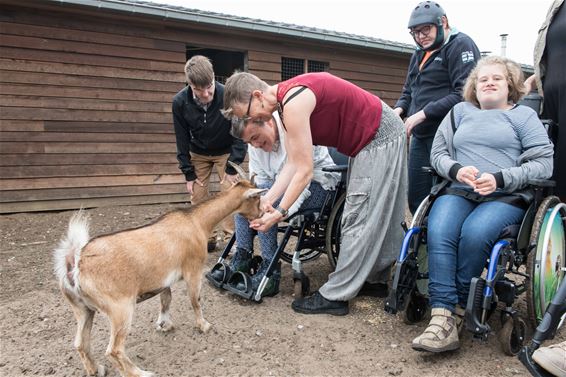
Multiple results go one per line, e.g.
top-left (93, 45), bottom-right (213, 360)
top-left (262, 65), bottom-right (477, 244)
top-left (184, 55), bottom-right (214, 87)
top-left (222, 72), bottom-right (269, 120)
top-left (463, 55), bottom-right (526, 107)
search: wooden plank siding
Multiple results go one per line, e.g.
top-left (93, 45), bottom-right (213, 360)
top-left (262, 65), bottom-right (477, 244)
top-left (0, 0), bottom-right (410, 213)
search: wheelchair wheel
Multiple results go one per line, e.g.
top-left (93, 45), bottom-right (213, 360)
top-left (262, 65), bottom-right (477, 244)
top-left (526, 196), bottom-right (566, 329)
top-left (499, 317), bottom-right (527, 356)
top-left (402, 289), bottom-right (429, 324)
top-left (280, 247), bottom-right (321, 264)
top-left (293, 273), bottom-right (310, 299)
top-left (325, 192), bottom-right (346, 270)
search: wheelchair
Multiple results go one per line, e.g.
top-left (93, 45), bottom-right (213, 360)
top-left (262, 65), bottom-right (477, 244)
top-left (385, 103), bottom-right (565, 355)
top-left (205, 149), bottom-right (348, 302)
top-left (519, 277), bottom-right (566, 376)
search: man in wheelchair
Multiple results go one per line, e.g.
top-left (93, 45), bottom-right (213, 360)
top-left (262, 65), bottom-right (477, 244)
top-left (207, 112), bottom-right (341, 299)
top-left (404, 56), bottom-right (554, 353)
top-left (220, 112), bottom-right (341, 298)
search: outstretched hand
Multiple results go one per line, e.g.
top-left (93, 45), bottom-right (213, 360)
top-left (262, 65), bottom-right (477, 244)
top-left (249, 208), bottom-right (282, 232)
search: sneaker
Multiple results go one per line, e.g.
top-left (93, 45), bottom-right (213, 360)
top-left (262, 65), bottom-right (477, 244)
top-left (358, 282), bottom-right (389, 298)
top-left (412, 308), bottom-right (460, 353)
top-left (251, 261), bottom-right (280, 298)
top-left (454, 304), bottom-right (465, 335)
top-left (229, 247), bottom-right (253, 273)
top-left (532, 341), bottom-right (566, 377)
top-left (292, 291), bottom-right (349, 316)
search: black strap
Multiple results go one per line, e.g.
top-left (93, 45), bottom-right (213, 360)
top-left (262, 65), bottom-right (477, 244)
top-left (450, 108), bottom-right (456, 134)
top-left (444, 187), bottom-right (528, 209)
top-left (282, 86), bottom-right (308, 107)
top-left (278, 86), bottom-right (308, 131)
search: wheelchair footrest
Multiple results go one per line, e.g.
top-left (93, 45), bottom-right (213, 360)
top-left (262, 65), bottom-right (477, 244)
top-left (465, 277), bottom-right (491, 337)
top-left (224, 271), bottom-right (255, 300)
top-left (205, 262), bottom-right (232, 289)
top-left (384, 257), bottom-right (418, 314)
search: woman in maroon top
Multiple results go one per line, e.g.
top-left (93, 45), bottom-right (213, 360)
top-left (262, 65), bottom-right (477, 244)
top-left (222, 71), bottom-right (407, 315)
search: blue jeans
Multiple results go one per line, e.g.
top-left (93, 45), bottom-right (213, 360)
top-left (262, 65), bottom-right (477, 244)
top-left (427, 194), bottom-right (525, 312)
top-left (234, 181), bottom-right (328, 261)
top-left (408, 136), bottom-right (434, 214)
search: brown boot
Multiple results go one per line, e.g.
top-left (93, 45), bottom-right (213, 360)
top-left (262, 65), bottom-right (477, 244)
top-left (412, 308), bottom-right (460, 353)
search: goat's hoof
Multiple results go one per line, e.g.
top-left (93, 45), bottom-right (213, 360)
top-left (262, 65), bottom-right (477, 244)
top-left (156, 319), bottom-right (174, 332)
top-left (96, 364), bottom-right (106, 377)
top-left (138, 370), bottom-right (156, 377)
top-left (199, 321), bottom-right (212, 333)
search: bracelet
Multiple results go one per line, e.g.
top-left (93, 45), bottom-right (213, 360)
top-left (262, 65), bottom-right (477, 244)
top-left (274, 205), bottom-right (288, 217)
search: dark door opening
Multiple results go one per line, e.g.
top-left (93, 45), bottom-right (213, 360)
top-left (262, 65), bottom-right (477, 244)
top-left (186, 47), bottom-right (246, 84)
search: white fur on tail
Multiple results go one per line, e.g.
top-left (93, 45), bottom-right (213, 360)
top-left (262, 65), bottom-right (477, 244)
top-left (53, 210), bottom-right (90, 293)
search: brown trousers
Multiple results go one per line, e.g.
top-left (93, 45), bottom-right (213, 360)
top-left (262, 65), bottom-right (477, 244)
top-left (190, 152), bottom-right (234, 242)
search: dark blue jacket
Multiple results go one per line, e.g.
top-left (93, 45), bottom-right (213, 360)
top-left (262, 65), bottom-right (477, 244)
top-left (395, 31), bottom-right (480, 139)
top-left (172, 82), bottom-right (246, 182)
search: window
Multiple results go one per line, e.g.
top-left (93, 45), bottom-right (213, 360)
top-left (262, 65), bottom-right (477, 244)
top-left (281, 57), bottom-right (329, 80)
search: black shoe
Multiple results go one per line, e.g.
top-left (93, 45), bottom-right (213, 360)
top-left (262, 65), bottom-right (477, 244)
top-left (229, 247), bottom-right (253, 273)
top-left (358, 282), bottom-right (388, 298)
top-left (252, 261), bottom-right (280, 298)
top-left (207, 240), bottom-right (217, 253)
top-left (292, 291), bottom-right (349, 316)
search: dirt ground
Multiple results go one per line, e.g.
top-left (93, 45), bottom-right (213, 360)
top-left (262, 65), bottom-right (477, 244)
top-left (1, 203), bottom-right (564, 377)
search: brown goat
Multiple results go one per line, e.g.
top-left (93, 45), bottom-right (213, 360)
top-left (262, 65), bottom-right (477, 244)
top-left (53, 181), bottom-right (265, 377)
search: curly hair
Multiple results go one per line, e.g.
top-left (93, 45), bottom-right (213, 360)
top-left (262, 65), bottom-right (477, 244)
top-left (463, 55), bottom-right (526, 107)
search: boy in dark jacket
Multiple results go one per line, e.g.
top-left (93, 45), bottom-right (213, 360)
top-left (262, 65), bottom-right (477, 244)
top-left (394, 1), bottom-right (480, 213)
top-left (172, 55), bottom-right (246, 251)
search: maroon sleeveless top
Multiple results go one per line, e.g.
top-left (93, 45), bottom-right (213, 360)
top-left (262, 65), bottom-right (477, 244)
top-left (276, 72), bottom-right (382, 157)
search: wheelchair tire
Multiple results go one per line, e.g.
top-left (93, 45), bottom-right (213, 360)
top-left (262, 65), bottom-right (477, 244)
top-left (402, 289), bottom-right (429, 324)
top-left (279, 244), bottom-right (322, 264)
top-left (293, 274), bottom-right (310, 299)
top-left (499, 317), bottom-right (526, 356)
top-left (325, 192), bottom-right (346, 270)
top-left (526, 196), bottom-right (566, 329)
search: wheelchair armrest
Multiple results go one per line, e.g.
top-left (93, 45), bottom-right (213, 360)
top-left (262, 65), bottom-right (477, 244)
top-left (322, 164), bottom-right (348, 173)
top-left (421, 166), bottom-right (439, 176)
top-left (527, 179), bottom-right (556, 188)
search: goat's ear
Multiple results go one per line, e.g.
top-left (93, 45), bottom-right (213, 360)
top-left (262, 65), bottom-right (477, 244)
top-left (228, 161), bottom-right (248, 180)
top-left (244, 188), bottom-right (267, 198)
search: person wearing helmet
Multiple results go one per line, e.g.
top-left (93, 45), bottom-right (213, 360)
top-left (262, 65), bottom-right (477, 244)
top-left (394, 1), bottom-right (480, 214)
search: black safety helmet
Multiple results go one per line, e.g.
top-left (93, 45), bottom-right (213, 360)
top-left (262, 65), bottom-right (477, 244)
top-left (408, 1), bottom-right (446, 51)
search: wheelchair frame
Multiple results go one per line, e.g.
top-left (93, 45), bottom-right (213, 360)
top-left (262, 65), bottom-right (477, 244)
top-left (385, 181), bottom-right (566, 355)
top-left (205, 158), bottom-right (348, 302)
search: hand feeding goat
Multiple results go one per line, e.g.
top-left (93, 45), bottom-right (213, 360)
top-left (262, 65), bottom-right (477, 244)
top-left (54, 177), bottom-right (265, 377)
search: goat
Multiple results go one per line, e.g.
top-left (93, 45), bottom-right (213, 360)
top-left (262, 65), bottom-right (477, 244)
top-left (53, 180), bottom-right (265, 377)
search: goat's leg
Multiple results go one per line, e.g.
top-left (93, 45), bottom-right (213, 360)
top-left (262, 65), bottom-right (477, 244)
top-left (155, 287), bottom-right (174, 332)
top-left (105, 302), bottom-right (154, 377)
top-left (67, 297), bottom-right (106, 376)
top-left (184, 268), bottom-right (211, 333)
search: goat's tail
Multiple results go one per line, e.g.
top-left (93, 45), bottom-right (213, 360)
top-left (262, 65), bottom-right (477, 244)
top-left (53, 209), bottom-right (90, 294)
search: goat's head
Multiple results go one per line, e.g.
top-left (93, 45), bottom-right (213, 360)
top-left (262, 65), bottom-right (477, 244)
top-left (227, 161), bottom-right (256, 186)
top-left (232, 180), bottom-right (266, 220)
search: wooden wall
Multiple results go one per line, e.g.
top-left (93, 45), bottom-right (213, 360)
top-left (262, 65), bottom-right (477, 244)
top-left (0, 0), bottom-right (410, 213)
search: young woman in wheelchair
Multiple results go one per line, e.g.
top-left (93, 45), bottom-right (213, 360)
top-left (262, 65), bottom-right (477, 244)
top-left (228, 111), bottom-right (341, 297)
top-left (411, 56), bottom-right (554, 353)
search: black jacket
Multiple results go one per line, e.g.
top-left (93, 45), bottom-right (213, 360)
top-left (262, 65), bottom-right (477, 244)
top-left (172, 82), bottom-right (246, 182)
top-left (395, 31), bottom-right (480, 139)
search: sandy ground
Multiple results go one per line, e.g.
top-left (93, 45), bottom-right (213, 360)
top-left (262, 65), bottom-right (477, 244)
top-left (1, 203), bottom-right (563, 377)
